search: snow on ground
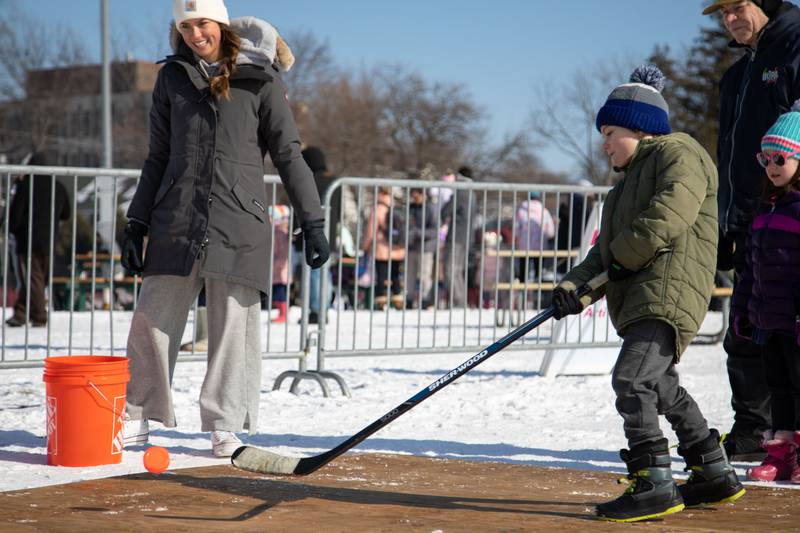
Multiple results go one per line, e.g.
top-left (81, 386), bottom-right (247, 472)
top-left (0, 308), bottom-right (797, 493)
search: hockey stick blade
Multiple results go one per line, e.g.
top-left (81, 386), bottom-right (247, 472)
top-left (231, 447), bottom-right (300, 475)
top-left (232, 272), bottom-right (608, 476)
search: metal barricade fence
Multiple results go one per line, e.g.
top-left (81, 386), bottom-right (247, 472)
top-left (0, 166), bottom-right (630, 397)
top-left (309, 177), bottom-right (619, 394)
top-left (0, 165), bottom-right (311, 374)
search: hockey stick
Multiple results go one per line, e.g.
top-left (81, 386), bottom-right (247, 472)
top-left (232, 272), bottom-right (609, 476)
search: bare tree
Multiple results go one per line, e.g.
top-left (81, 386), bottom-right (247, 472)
top-left (0, 1), bottom-right (90, 100)
top-left (648, 23), bottom-right (739, 163)
top-left (292, 64), bottom-right (496, 179)
top-left (529, 58), bottom-right (633, 184)
top-left (0, 1), bottom-right (90, 158)
top-left (375, 66), bottom-right (482, 175)
top-left (111, 16), bottom-right (169, 62)
top-left (300, 73), bottom-right (387, 176)
top-left (474, 129), bottom-right (566, 184)
top-left (281, 30), bottom-right (339, 104)
top-left (272, 33), bottom-right (545, 181)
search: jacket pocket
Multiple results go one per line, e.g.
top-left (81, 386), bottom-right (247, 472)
top-left (659, 248), bottom-right (674, 304)
top-left (152, 173), bottom-right (176, 208)
top-left (232, 180), bottom-right (266, 223)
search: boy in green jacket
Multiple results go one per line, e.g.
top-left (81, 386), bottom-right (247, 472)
top-left (552, 65), bottom-right (744, 522)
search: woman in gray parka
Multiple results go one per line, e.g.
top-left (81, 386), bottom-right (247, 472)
top-left (120, 0), bottom-right (329, 457)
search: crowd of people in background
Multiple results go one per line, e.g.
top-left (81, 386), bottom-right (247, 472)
top-left (268, 154), bottom-right (586, 320)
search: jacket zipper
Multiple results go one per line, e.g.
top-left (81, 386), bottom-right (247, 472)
top-left (724, 49), bottom-right (755, 234)
top-left (755, 203), bottom-right (777, 323)
top-left (200, 99), bottom-right (218, 256)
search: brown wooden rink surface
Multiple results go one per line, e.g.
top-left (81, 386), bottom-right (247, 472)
top-left (2, 453), bottom-right (798, 532)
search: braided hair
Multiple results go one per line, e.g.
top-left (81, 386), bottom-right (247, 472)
top-left (209, 24), bottom-right (241, 101)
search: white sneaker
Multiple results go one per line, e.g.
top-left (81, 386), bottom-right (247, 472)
top-left (123, 416), bottom-right (149, 446)
top-left (211, 430), bottom-right (242, 457)
top-left (179, 337), bottom-right (208, 352)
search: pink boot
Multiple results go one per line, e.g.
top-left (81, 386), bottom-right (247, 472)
top-left (271, 301), bottom-right (287, 323)
top-left (746, 431), bottom-right (798, 482)
top-left (791, 432), bottom-right (800, 484)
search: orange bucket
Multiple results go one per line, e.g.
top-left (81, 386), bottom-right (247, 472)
top-left (43, 356), bottom-right (130, 467)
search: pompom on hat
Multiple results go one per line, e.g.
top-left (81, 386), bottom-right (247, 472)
top-left (761, 99), bottom-right (800, 159)
top-left (595, 64), bottom-right (671, 135)
top-left (173, 0), bottom-right (230, 28)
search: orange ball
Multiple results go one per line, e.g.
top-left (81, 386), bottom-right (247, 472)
top-left (143, 446), bottom-right (170, 474)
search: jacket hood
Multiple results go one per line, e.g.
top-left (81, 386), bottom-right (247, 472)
top-left (231, 16), bottom-right (294, 71)
top-left (758, 1), bottom-right (800, 48)
top-left (168, 18), bottom-right (294, 71)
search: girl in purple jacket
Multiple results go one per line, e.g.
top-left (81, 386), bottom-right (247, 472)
top-left (732, 102), bottom-right (800, 484)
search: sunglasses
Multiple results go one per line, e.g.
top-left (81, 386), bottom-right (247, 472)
top-left (757, 150), bottom-right (800, 168)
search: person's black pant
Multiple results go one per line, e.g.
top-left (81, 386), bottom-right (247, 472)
top-left (374, 260), bottom-right (402, 298)
top-left (724, 231), bottom-right (771, 438)
top-left (13, 251), bottom-right (48, 324)
top-left (515, 257), bottom-right (541, 281)
top-left (761, 332), bottom-right (800, 431)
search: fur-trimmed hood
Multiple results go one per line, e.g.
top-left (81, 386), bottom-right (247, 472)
top-left (168, 17), bottom-right (294, 71)
top-left (231, 17), bottom-right (294, 71)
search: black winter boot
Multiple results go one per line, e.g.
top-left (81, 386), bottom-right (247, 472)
top-left (721, 431), bottom-right (767, 462)
top-left (678, 429), bottom-right (746, 507)
top-left (596, 438), bottom-right (685, 522)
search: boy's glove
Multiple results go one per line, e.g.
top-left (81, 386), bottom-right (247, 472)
top-left (732, 314), bottom-right (753, 340)
top-left (302, 219), bottom-right (330, 269)
top-left (552, 287), bottom-right (583, 320)
top-left (120, 220), bottom-right (148, 275)
top-left (608, 254), bottom-right (636, 282)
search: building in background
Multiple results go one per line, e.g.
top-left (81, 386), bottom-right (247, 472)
top-left (0, 60), bottom-right (160, 168)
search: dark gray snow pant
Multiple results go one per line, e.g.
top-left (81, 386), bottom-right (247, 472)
top-left (612, 319), bottom-right (709, 449)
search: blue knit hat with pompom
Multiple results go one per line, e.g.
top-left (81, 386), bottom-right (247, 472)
top-left (595, 64), bottom-right (671, 135)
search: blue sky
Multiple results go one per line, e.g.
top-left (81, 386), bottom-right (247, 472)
top-left (13, 1), bottom-right (718, 174)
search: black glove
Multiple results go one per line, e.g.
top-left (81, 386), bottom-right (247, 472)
top-left (608, 254), bottom-right (636, 282)
top-left (717, 230), bottom-right (735, 271)
top-left (120, 220), bottom-right (148, 275)
top-left (551, 287), bottom-right (583, 320)
top-left (732, 314), bottom-right (753, 340)
top-left (302, 219), bottom-right (330, 269)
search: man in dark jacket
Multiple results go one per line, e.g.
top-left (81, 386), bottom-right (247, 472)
top-left (8, 153), bottom-right (71, 327)
top-left (406, 187), bottom-right (439, 308)
top-left (301, 146), bottom-right (339, 323)
top-left (440, 166), bottom-right (476, 307)
top-left (706, 0), bottom-right (800, 460)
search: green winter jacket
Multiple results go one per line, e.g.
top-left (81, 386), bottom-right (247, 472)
top-left (559, 133), bottom-right (718, 358)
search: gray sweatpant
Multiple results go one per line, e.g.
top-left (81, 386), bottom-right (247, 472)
top-left (612, 319), bottom-right (709, 449)
top-left (125, 263), bottom-right (262, 433)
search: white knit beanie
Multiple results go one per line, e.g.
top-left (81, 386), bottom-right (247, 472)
top-left (173, 0), bottom-right (230, 27)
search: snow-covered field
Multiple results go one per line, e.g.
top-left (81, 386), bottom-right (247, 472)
top-left (0, 308), bottom-right (797, 493)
